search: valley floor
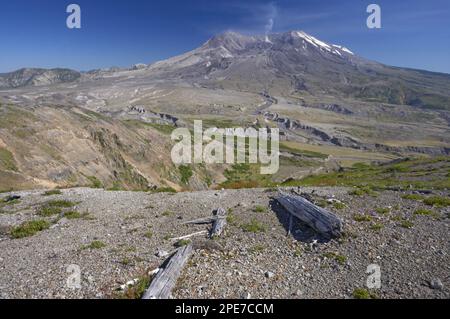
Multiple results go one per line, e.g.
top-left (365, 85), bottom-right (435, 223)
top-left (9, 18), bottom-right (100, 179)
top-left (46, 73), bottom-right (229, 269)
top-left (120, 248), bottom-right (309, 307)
top-left (0, 187), bottom-right (448, 299)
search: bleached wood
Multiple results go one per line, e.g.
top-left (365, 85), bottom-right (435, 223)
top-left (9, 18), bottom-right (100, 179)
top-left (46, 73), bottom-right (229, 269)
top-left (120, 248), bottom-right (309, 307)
top-left (142, 244), bottom-right (193, 299)
top-left (277, 192), bottom-right (342, 238)
top-left (210, 207), bottom-right (227, 238)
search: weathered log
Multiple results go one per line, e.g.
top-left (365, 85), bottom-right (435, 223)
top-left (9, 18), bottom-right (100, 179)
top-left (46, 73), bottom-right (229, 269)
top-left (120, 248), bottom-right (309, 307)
top-left (210, 207), bottom-right (227, 238)
top-left (277, 192), bottom-right (342, 238)
top-left (142, 244), bottom-right (193, 299)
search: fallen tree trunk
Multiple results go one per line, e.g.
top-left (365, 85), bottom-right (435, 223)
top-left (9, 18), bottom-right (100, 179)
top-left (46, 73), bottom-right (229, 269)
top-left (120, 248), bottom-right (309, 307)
top-left (210, 208), bottom-right (227, 238)
top-left (277, 192), bottom-right (342, 238)
top-left (142, 244), bottom-right (193, 299)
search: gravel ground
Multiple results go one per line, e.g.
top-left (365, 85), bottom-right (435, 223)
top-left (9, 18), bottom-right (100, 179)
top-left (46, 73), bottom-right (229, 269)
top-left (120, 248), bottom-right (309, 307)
top-left (0, 187), bottom-right (448, 299)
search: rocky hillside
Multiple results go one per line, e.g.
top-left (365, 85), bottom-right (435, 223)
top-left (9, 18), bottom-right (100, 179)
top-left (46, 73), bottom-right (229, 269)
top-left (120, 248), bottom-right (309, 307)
top-left (0, 186), bottom-right (448, 299)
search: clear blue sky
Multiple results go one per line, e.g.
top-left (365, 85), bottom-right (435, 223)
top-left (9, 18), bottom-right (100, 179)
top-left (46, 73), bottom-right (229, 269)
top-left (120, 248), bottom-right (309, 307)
top-left (0, 0), bottom-right (449, 73)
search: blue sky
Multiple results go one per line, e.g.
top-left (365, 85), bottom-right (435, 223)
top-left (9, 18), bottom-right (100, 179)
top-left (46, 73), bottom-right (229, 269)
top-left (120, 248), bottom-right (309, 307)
top-left (0, 0), bottom-right (449, 73)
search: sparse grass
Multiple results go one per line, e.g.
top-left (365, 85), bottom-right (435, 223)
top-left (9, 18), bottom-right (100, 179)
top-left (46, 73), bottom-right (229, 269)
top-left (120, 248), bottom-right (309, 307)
top-left (46, 200), bottom-right (77, 208)
top-left (241, 219), bottom-right (266, 233)
top-left (175, 239), bottom-right (191, 247)
top-left (0, 147), bottom-right (18, 171)
top-left (375, 207), bottom-right (390, 215)
top-left (323, 252), bottom-right (347, 265)
top-left (226, 213), bottom-right (237, 225)
top-left (144, 229), bottom-right (153, 239)
top-left (400, 220), bottom-right (414, 229)
top-left (370, 223), bottom-right (384, 231)
top-left (401, 194), bottom-right (425, 201)
top-left (81, 240), bottom-right (106, 250)
top-left (423, 196), bottom-right (450, 207)
top-left (150, 187), bottom-right (177, 193)
top-left (87, 176), bottom-right (103, 189)
top-left (179, 165), bottom-right (193, 184)
top-left (38, 205), bottom-right (62, 216)
top-left (38, 200), bottom-right (76, 216)
top-left (10, 220), bottom-right (50, 239)
top-left (280, 157), bottom-right (450, 190)
top-left (252, 205), bottom-right (266, 213)
top-left (333, 202), bottom-right (345, 210)
top-left (248, 244), bottom-right (265, 254)
top-left (163, 235), bottom-right (171, 241)
top-left (352, 288), bottom-right (378, 299)
top-left (120, 258), bottom-right (132, 266)
top-left (353, 214), bottom-right (372, 222)
top-left (349, 186), bottom-right (377, 197)
top-left (294, 247), bottom-right (302, 257)
top-left (43, 190), bottom-right (62, 196)
top-left (64, 211), bottom-right (82, 219)
top-left (161, 211), bottom-right (173, 217)
top-left (116, 274), bottom-right (151, 299)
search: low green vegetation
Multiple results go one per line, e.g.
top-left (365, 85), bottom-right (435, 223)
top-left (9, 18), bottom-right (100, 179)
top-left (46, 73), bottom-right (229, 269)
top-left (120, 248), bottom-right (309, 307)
top-left (178, 165), bottom-right (193, 184)
top-left (10, 220), bottom-right (50, 239)
top-left (400, 220), bottom-right (414, 229)
top-left (220, 163), bottom-right (273, 189)
top-left (375, 207), bottom-right (390, 215)
top-left (352, 288), bottom-right (378, 299)
top-left (0, 147), bottom-right (18, 171)
top-left (241, 219), bottom-right (266, 233)
top-left (64, 211), bottom-right (82, 219)
top-left (43, 189), bottom-right (62, 196)
top-left (149, 187), bottom-right (177, 193)
top-left (370, 223), bottom-right (384, 231)
top-left (248, 244), bottom-right (265, 254)
top-left (401, 194), bottom-right (425, 201)
top-left (175, 239), bottom-right (191, 247)
top-left (115, 274), bottom-right (151, 299)
top-left (87, 176), bottom-right (103, 189)
top-left (333, 202), bottom-right (345, 210)
top-left (323, 252), bottom-right (347, 265)
top-left (252, 205), bottom-right (266, 213)
top-left (280, 157), bottom-right (450, 190)
top-left (423, 196), bottom-right (450, 207)
top-left (38, 200), bottom-right (76, 216)
top-left (226, 213), bottom-right (237, 225)
top-left (349, 186), bottom-right (377, 197)
top-left (144, 229), bottom-right (153, 239)
top-left (81, 240), bottom-right (106, 250)
top-left (353, 214), bottom-right (372, 222)
top-left (161, 210), bottom-right (173, 217)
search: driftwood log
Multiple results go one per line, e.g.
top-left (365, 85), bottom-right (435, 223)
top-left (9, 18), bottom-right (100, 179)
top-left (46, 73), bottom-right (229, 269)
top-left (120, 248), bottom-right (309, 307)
top-left (210, 208), bottom-right (227, 238)
top-left (142, 244), bottom-right (193, 299)
top-left (277, 192), bottom-right (342, 238)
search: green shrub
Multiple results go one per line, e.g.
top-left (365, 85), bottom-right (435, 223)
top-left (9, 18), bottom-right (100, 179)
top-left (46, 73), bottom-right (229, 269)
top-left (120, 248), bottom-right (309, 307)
top-left (11, 220), bottom-right (50, 238)
top-left (179, 165), bottom-right (193, 184)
